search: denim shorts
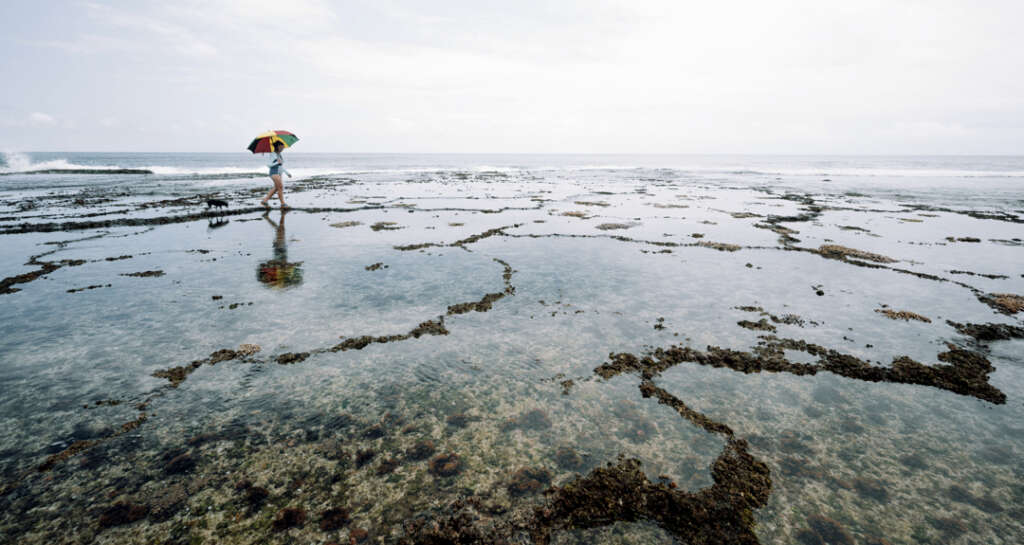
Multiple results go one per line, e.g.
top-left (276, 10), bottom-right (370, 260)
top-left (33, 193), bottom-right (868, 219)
top-left (269, 165), bottom-right (282, 176)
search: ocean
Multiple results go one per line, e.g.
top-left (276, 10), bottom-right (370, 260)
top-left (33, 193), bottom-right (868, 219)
top-left (1, 152), bottom-right (1022, 544)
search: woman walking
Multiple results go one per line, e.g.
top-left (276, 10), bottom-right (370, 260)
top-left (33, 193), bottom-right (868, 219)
top-left (261, 140), bottom-right (291, 209)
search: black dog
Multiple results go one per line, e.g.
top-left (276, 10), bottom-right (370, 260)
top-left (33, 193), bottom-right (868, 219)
top-left (206, 198), bottom-right (229, 209)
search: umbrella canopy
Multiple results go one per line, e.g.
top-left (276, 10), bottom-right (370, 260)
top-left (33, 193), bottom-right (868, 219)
top-left (247, 130), bottom-right (299, 154)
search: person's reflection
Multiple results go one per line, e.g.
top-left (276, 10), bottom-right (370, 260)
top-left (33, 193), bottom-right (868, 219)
top-left (257, 210), bottom-right (303, 288)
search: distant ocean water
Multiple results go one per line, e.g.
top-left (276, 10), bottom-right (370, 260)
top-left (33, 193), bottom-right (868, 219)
top-left (4, 151), bottom-right (1024, 178)
top-left (3, 151), bottom-right (1023, 211)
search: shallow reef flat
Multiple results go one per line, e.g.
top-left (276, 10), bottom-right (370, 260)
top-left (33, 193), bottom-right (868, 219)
top-left (0, 167), bottom-right (1022, 544)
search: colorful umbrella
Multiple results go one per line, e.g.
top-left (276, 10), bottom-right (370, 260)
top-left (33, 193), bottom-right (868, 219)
top-left (247, 130), bottom-right (299, 154)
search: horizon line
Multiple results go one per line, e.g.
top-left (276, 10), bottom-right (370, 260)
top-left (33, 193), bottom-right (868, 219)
top-left (8, 151), bottom-right (1024, 157)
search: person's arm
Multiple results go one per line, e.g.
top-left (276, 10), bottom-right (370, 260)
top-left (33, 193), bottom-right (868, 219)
top-left (280, 153), bottom-right (292, 177)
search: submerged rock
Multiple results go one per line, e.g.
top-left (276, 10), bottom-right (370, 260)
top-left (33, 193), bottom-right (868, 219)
top-left (507, 467), bottom-right (552, 496)
top-left (98, 502), bottom-right (148, 528)
top-left (804, 514), bottom-right (855, 545)
top-left (445, 413), bottom-right (472, 428)
top-left (555, 446), bottom-right (584, 471)
top-left (355, 449), bottom-right (376, 468)
top-left (502, 408), bottom-right (551, 431)
top-left (272, 507), bottom-right (306, 531)
top-left (428, 453), bottom-right (462, 477)
top-left (163, 451), bottom-right (196, 475)
top-left (319, 507), bottom-right (350, 531)
top-left (852, 477), bottom-right (888, 502)
top-left (406, 439), bottom-right (436, 461)
top-left (361, 424), bottom-right (386, 439)
top-left (376, 458), bottom-right (400, 475)
top-left (148, 483), bottom-right (187, 521)
top-left (929, 516), bottom-right (968, 539)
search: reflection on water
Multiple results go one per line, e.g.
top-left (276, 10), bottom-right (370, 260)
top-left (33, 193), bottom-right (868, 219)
top-left (257, 210), bottom-right (304, 289)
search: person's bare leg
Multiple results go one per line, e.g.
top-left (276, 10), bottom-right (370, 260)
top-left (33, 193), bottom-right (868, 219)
top-left (262, 177), bottom-right (277, 207)
top-left (272, 174), bottom-right (287, 207)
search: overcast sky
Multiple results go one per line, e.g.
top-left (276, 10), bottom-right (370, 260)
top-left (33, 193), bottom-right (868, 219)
top-left (2, 0), bottom-right (1023, 153)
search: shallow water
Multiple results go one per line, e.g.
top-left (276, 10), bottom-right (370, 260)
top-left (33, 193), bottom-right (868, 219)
top-left (1, 154), bottom-right (1022, 544)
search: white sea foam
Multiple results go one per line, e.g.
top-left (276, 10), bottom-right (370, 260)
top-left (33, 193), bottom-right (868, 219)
top-left (144, 165), bottom-right (258, 176)
top-left (0, 151), bottom-right (118, 173)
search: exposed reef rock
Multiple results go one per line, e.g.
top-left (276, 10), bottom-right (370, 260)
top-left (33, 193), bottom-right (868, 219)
top-left (817, 244), bottom-right (896, 264)
top-left (535, 439), bottom-right (770, 544)
top-left (370, 221), bottom-right (403, 231)
top-left (977, 292), bottom-right (1024, 314)
top-left (1, 260), bottom-right (61, 295)
top-left (738, 318), bottom-right (777, 332)
top-left (120, 270), bottom-right (165, 277)
top-left (875, 309), bottom-right (931, 323)
top-left (948, 321), bottom-right (1024, 342)
top-left (394, 225), bottom-right (521, 251)
top-left (276, 352), bottom-right (310, 364)
top-left (597, 339), bottom-right (1006, 404)
top-left (595, 223), bottom-right (634, 230)
top-left (153, 347), bottom-right (244, 386)
top-left (402, 439), bottom-right (770, 545)
top-left (697, 241), bottom-right (742, 252)
top-left (331, 318), bottom-right (449, 352)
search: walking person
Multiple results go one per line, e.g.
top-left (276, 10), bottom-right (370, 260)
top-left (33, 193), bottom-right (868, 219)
top-left (261, 140), bottom-right (291, 209)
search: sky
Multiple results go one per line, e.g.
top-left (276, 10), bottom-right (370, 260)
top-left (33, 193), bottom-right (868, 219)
top-left (1, 0), bottom-right (1023, 154)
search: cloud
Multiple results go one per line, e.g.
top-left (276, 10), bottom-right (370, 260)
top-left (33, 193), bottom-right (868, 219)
top-left (5, 0), bottom-right (1024, 152)
top-left (81, 2), bottom-right (218, 58)
top-left (29, 112), bottom-right (57, 126)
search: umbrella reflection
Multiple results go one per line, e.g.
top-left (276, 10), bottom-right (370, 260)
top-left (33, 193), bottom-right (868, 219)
top-left (256, 210), bottom-right (303, 288)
